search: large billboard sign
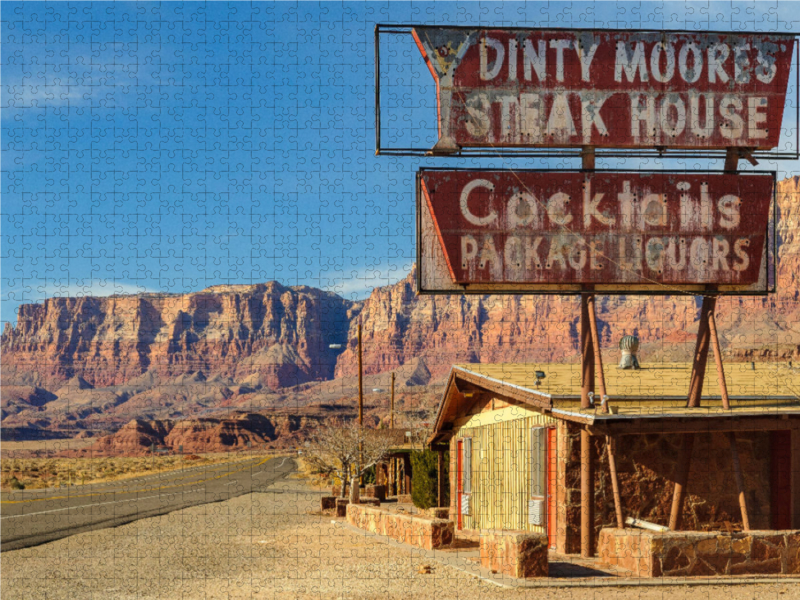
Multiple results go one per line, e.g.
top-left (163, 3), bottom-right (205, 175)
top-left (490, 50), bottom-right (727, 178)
top-left (411, 28), bottom-right (795, 152)
top-left (417, 169), bottom-right (775, 294)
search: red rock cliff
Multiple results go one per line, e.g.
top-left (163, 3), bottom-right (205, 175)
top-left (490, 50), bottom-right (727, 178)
top-left (4, 179), bottom-right (800, 393)
top-left (2, 283), bottom-right (353, 389)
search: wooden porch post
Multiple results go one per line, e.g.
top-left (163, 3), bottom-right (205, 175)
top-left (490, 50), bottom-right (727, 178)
top-left (587, 295), bottom-right (624, 530)
top-left (580, 294), bottom-right (595, 557)
top-left (669, 433), bottom-right (695, 531)
top-left (403, 453), bottom-right (412, 496)
top-left (793, 429), bottom-right (800, 529)
top-left (728, 432), bottom-right (751, 530)
top-left (437, 448), bottom-right (445, 508)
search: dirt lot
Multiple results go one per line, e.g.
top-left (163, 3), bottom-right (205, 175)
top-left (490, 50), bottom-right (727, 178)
top-left (1, 475), bottom-right (796, 599)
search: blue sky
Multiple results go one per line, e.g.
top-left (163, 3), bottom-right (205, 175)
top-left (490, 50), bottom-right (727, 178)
top-left (3, 1), bottom-right (800, 324)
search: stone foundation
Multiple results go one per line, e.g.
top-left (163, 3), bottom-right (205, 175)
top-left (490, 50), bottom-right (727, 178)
top-left (346, 503), bottom-right (454, 550)
top-left (320, 496), bottom-right (336, 511)
top-left (425, 507), bottom-right (449, 519)
top-left (479, 529), bottom-right (548, 579)
top-left (598, 528), bottom-right (800, 577)
top-left (365, 484), bottom-right (386, 502)
top-left (335, 498), bottom-right (349, 517)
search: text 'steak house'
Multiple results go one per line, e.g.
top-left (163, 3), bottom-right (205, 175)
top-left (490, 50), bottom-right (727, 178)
top-left (428, 361), bottom-right (800, 574)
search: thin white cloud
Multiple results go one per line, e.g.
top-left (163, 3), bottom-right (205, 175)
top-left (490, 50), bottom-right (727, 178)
top-left (322, 262), bottom-right (412, 299)
top-left (5, 279), bottom-right (158, 302)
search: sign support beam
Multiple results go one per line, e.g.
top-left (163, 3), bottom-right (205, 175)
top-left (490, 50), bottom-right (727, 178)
top-left (687, 296), bottom-right (716, 408)
top-left (587, 295), bottom-right (625, 530)
top-left (670, 295), bottom-right (717, 530)
top-left (580, 239), bottom-right (596, 555)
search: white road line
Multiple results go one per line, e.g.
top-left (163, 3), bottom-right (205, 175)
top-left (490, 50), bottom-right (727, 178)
top-left (1, 493), bottom-right (170, 520)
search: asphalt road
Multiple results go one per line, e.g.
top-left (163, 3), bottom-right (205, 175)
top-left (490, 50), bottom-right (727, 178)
top-left (0, 455), bottom-right (296, 551)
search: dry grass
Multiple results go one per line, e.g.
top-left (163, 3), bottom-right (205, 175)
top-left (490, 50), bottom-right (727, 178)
top-left (0, 451), bottom-right (281, 491)
top-left (295, 455), bottom-right (335, 491)
top-left (1, 439), bottom-right (97, 455)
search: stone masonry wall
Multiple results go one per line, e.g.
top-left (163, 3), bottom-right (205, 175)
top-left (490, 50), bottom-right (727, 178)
top-left (598, 528), bottom-right (800, 577)
top-left (346, 503), bottom-right (454, 550)
top-left (480, 529), bottom-right (548, 578)
top-left (558, 423), bottom-right (772, 554)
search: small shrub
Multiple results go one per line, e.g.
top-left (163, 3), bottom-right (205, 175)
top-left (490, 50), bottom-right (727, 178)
top-left (410, 450), bottom-right (449, 510)
top-left (362, 465), bottom-right (376, 485)
top-left (9, 477), bottom-right (25, 490)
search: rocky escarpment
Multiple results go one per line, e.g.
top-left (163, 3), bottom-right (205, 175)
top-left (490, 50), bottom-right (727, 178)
top-left (71, 412), bottom-right (321, 456)
top-left (2, 282), bottom-right (354, 390)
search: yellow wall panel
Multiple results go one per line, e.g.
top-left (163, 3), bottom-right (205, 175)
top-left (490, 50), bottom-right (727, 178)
top-left (456, 402), bottom-right (555, 534)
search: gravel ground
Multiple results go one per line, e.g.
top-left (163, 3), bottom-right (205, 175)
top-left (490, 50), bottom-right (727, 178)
top-left (1, 474), bottom-right (796, 600)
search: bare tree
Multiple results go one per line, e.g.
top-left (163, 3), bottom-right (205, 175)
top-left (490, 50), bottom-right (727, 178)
top-left (305, 418), bottom-right (395, 498)
top-left (400, 406), bottom-right (435, 451)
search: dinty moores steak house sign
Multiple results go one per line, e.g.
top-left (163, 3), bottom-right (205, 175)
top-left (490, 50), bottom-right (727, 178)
top-left (419, 170), bottom-right (773, 289)
top-left (412, 28), bottom-right (795, 150)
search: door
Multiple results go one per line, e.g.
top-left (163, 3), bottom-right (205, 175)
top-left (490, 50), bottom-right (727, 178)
top-left (547, 427), bottom-right (558, 549)
top-left (771, 430), bottom-right (792, 529)
top-left (457, 440), bottom-right (463, 530)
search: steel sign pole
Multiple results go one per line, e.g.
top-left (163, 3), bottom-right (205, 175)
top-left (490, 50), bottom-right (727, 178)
top-left (708, 310), bottom-right (730, 410)
top-left (687, 297), bottom-right (716, 409)
top-left (581, 296), bottom-right (595, 555)
top-left (588, 295), bottom-right (625, 530)
top-left (670, 295), bottom-right (715, 530)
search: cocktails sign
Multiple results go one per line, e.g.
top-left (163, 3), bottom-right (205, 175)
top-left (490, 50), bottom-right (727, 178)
top-left (417, 170), bottom-right (774, 293)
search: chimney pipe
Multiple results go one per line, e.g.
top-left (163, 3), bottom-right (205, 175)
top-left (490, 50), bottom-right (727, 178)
top-left (619, 335), bottom-right (640, 369)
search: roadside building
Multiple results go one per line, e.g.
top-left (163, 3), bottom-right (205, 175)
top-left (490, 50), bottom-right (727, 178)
top-left (428, 361), bottom-right (800, 557)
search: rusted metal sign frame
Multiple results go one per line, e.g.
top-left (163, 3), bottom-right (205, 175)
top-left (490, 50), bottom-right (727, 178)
top-left (375, 24), bottom-right (800, 160)
top-left (416, 168), bottom-right (777, 296)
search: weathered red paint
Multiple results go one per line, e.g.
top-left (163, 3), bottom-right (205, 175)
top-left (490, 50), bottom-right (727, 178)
top-left (419, 170), bottom-right (773, 287)
top-left (412, 28), bottom-right (794, 151)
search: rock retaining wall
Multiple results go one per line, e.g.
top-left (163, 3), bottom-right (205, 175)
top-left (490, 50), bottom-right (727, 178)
top-left (557, 426), bottom-right (773, 555)
top-left (346, 504), bottom-right (454, 550)
top-left (479, 529), bottom-right (548, 579)
top-left (598, 528), bottom-right (800, 577)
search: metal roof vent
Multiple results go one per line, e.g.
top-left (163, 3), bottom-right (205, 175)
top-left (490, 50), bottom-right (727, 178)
top-left (619, 335), bottom-right (640, 370)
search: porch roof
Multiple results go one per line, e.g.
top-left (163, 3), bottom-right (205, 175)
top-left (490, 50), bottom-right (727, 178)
top-left (429, 362), bottom-right (800, 445)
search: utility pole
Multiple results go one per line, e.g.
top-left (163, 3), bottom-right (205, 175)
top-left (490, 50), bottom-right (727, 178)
top-left (358, 319), bottom-right (364, 486)
top-left (358, 320), bottom-right (363, 426)
top-left (390, 371), bottom-right (395, 428)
